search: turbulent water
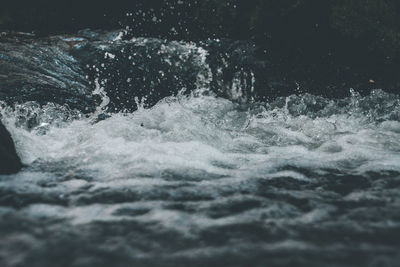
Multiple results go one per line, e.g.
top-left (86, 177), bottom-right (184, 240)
top-left (1, 31), bottom-right (400, 267)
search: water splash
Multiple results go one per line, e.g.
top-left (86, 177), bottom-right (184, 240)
top-left (1, 31), bottom-right (400, 267)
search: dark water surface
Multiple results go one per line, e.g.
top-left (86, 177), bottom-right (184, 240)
top-left (1, 31), bottom-right (400, 267)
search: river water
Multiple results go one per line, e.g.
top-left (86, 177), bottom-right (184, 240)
top-left (0, 31), bottom-right (400, 267)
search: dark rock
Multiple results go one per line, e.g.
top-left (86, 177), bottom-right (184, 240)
top-left (0, 121), bottom-right (22, 174)
top-left (0, 34), bottom-right (98, 112)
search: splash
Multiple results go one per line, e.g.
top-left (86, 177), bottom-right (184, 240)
top-left (1, 31), bottom-right (400, 267)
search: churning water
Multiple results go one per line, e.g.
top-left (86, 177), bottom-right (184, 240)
top-left (1, 31), bottom-right (400, 267)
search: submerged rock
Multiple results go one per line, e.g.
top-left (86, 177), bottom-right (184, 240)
top-left (0, 121), bottom-right (22, 174)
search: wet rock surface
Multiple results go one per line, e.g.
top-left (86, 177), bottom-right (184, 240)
top-left (0, 121), bottom-right (22, 174)
top-left (0, 33), bottom-right (97, 112)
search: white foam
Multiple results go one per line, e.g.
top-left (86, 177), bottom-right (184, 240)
top-left (1, 95), bottom-right (399, 181)
top-left (1, 94), bottom-right (400, 225)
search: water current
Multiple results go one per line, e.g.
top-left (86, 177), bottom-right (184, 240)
top-left (0, 30), bottom-right (400, 267)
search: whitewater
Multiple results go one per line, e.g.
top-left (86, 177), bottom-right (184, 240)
top-left (0, 31), bottom-right (400, 267)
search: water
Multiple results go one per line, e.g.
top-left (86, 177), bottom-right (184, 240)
top-left (1, 31), bottom-right (400, 267)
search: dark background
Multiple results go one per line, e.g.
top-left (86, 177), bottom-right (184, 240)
top-left (1, 0), bottom-right (400, 96)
